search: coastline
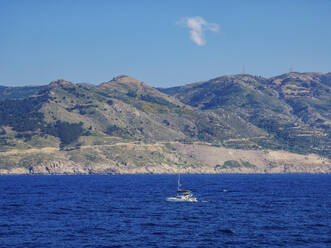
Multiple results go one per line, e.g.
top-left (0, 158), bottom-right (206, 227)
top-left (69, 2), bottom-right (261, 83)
top-left (1, 143), bottom-right (330, 175)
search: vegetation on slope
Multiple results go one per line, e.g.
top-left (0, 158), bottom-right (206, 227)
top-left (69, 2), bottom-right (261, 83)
top-left (161, 73), bottom-right (331, 157)
top-left (0, 73), bottom-right (330, 164)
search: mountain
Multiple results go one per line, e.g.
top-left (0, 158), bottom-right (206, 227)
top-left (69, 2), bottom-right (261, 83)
top-left (0, 85), bottom-right (45, 100)
top-left (0, 73), bottom-right (330, 174)
top-left (160, 72), bottom-right (331, 157)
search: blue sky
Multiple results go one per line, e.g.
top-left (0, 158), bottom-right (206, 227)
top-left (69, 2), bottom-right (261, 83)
top-left (1, 0), bottom-right (330, 87)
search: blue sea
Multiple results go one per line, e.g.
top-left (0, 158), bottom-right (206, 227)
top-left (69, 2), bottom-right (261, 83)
top-left (0, 174), bottom-right (330, 247)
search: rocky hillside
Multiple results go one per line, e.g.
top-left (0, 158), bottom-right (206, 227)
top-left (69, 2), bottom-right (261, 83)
top-left (160, 72), bottom-right (331, 158)
top-left (0, 73), bottom-right (330, 174)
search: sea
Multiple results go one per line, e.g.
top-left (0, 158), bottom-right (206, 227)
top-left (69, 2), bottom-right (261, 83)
top-left (0, 174), bottom-right (330, 247)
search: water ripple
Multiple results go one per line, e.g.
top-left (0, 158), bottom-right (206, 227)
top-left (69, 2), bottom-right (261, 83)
top-left (0, 174), bottom-right (330, 247)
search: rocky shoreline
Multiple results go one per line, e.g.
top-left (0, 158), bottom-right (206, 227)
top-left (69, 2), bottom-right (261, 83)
top-left (1, 143), bottom-right (330, 175)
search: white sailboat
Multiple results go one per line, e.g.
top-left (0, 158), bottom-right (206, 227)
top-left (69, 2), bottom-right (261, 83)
top-left (166, 174), bottom-right (198, 202)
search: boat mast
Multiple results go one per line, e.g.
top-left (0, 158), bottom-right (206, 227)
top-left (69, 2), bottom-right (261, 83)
top-left (177, 174), bottom-right (181, 191)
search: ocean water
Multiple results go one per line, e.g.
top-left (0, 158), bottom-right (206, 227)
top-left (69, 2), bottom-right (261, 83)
top-left (0, 174), bottom-right (330, 248)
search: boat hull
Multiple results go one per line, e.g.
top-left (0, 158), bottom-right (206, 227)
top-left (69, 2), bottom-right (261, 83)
top-left (166, 197), bottom-right (197, 202)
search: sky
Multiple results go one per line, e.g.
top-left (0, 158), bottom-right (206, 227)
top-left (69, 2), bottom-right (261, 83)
top-left (0, 0), bottom-right (331, 87)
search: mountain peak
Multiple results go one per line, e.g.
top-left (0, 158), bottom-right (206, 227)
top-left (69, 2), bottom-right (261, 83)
top-left (99, 75), bottom-right (154, 94)
top-left (110, 75), bottom-right (141, 84)
top-left (48, 79), bottom-right (73, 87)
top-left (271, 72), bottom-right (325, 84)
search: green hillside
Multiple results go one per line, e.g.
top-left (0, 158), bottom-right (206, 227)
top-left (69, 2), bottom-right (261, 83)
top-left (160, 72), bottom-right (331, 157)
top-left (0, 85), bottom-right (45, 100)
top-left (0, 72), bottom-right (330, 174)
top-left (0, 75), bottom-right (258, 152)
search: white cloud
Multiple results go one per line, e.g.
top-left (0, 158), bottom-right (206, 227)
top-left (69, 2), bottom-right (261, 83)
top-left (178, 16), bottom-right (219, 46)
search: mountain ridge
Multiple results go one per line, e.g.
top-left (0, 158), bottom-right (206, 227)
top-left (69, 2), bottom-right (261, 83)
top-left (0, 72), bottom-right (330, 174)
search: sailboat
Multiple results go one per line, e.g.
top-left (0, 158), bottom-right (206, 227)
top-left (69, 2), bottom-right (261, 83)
top-left (166, 174), bottom-right (198, 202)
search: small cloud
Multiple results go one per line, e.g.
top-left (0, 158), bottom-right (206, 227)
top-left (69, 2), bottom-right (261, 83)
top-left (177, 16), bottom-right (219, 46)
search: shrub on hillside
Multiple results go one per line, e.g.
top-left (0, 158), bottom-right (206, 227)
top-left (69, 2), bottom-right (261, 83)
top-left (43, 121), bottom-right (84, 146)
